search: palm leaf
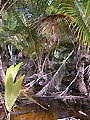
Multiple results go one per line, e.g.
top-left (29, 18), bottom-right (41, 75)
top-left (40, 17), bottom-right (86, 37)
top-left (34, 3), bottom-right (90, 45)
top-left (59, 3), bottom-right (90, 44)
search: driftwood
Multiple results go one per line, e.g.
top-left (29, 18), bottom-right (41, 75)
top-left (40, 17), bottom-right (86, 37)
top-left (17, 94), bottom-right (90, 107)
top-left (36, 50), bottom-right (74, 96)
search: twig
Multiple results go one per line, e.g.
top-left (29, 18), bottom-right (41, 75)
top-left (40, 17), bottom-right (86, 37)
top-left (26, 70), bottom-right (56, 79)
top-left (7, 0), bottom-right (18, 11)
top-left (60, 50), bottom-right (74, 69)
top-left (0, 0), bottom-right (10, 14)
top-left (36, 50), bottom-right (74, 95)
top-left (60, 71), bottom-right (79, 96)
top-left (19, 63), bottom-right (27, 70)
top-left (25, 70), bottom-right (56, 88)
top-left (27, 23), bottom-right (40, 71)
top-left (84, 65), bottom-right (90, 72)
top-left (22, 92), bottom-right (48, 110)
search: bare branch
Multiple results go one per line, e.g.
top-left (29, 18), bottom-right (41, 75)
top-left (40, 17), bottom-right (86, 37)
top-left (36, 50), bottom-right (74, 96)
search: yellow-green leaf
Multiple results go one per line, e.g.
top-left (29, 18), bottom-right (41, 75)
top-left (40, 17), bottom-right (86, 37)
top-left (5, 63), bottom-right (25, 112)
top-left (6, 62), bottom-right (23, 81)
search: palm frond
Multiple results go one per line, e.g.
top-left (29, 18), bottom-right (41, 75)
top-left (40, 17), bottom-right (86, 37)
top-left (35, 3), bottom-right (90, 45)
top-left (59, 3), bottom-right (90, 45)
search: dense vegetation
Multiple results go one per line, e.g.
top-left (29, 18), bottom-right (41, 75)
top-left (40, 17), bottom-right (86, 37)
top-left (0, 0), bottom-right (90, 119)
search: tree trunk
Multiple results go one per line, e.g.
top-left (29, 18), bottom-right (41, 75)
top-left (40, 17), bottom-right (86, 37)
top-left (0, 55), bottom-right (5, 86)
top-left (87, 66), bottom-right (90, 96)
top-left (76, 45), bottom-right (88, 95)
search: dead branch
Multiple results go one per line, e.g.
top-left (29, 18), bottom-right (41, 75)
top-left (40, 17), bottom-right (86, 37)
top-left (58, 71), bottom-right (79, 96)
top-left (36, 50), bottom-right (74, 96)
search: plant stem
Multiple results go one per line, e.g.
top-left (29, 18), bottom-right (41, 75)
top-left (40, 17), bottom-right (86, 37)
top-left (7, 112), bottom-right (10, 120)
top-left (0, 0), bottom-right (10, 14)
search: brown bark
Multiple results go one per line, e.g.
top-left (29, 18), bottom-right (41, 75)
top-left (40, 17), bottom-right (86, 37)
top-left (87, 66), bottom-right (90, 96)
top-left (76, 45), bottom-right (88, 95)
top-left (0, 56), bottom-right (5, 86)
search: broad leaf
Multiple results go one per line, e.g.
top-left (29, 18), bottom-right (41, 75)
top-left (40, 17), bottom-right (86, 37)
top-left (6, 62), bottom-right (23, 81)
top-left (5, 74), bottom-right (13, 111)
top-left (5, 63), bottom-right (25, 112)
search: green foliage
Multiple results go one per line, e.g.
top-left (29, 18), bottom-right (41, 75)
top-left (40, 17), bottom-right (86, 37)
top-left (5, 62), bottom-right (25, 112)
top-left (0, 0), bottom-right (90, 71)
top-left (58, 3), bottom-right (90, 45)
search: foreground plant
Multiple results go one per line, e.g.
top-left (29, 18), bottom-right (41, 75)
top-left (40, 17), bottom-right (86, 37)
top-left (5, 62), bottom-right (25, 120)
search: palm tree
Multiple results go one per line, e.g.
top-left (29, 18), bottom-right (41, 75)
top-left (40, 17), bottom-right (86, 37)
top-left (34, 0), bottom-right (90, 95)
top-left (1, 0), bottom-right (90, 95)
top-left (0, 0), bottom-right (50, 86)
top-left (61, 0), bottom-right (90, 95)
